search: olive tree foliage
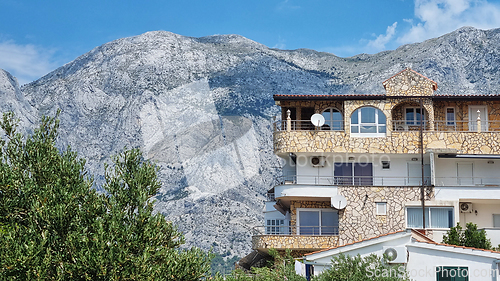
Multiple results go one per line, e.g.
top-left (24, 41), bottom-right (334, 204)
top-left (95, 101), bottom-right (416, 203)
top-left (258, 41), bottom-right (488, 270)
top-left (0, 112), bottom-right (211, 280)
top-left (213, 249), bottom-right (306, 281)
top-left (313, 254), bottom-right (409, 281)
top-left (442, 222), bottom-right (492, 250)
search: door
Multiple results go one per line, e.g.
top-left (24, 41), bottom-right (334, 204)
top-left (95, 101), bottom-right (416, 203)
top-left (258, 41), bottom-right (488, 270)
top-left (469, 106), bottom-right (487, 131)
top-left (334, 163), bottom-right (353, 185)
top-left (457, 163), bottom-right (473, 186)
top-left (407, 163), bottom-right (431, 185)
top-left (354, 163), bottom-right (373, 185)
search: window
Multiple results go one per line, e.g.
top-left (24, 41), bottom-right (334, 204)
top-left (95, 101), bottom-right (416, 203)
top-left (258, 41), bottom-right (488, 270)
top-left (407, 207), bottom-right (454, 228)
top-left (436, 266), bottom-right (468, 281)
top-left (494, 214), bottom-right (500, 228)
top-left (350, 107), bottom-right (386, 137)
top-left (321, 108), bottom-right (343, 130)
top-left (376, 202), bottom-right (387, 215)
top-left (334, 163), bottom-right (373, 185)
top-left (405, 107), bottom-right (425, 125)
top-left (266, 219), bottom-right (287, 234)
top-left (446, 108), bottom-right (455, 126)
top-left (297, 209), bottom-right (338, 235)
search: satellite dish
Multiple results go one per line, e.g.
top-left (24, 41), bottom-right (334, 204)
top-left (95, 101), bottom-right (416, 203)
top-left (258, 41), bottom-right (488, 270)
top-left (310, 114), bottom-right (325, 127)
top-left (331, 195), bottom-right (347, 210)
top-left (384, 248), bottom-right (398, 261)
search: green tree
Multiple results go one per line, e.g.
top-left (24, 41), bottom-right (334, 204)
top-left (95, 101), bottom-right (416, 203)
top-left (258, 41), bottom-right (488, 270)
top-left (442, 222), bottom-right (492, 249)
top-left (312, 254), bottom-right (409, 281)
top-left (0, 112), bottom-right (212, 280)
top-left (214, 249), bottom-right (306, 281)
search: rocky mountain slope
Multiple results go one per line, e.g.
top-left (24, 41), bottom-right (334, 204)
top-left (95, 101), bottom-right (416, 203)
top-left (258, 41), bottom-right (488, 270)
top-left (2, 26), bottom-right (500, 258)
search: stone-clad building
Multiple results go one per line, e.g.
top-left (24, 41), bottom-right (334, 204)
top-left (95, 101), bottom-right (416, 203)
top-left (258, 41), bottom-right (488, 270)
top-left (245, 68), bottom-right (500, 266)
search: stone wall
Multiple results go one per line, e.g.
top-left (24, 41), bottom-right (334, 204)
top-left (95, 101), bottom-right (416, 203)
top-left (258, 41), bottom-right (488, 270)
top-left (252, 235), bottom-right (338, 253)
top-left (274, 130), bottom-right (500, 154)
top-left (337, 186), bottom-right (432, 245)
top-left (382, 68), bottom-right (436, 97)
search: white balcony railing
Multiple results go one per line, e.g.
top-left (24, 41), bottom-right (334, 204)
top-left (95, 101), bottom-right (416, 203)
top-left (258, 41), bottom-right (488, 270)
top-left (253, 225), bottom-right (339, 236)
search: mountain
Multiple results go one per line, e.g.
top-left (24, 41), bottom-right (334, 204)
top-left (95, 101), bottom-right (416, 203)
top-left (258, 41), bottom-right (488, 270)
top-left (2, 26), bottom-right (500, 259)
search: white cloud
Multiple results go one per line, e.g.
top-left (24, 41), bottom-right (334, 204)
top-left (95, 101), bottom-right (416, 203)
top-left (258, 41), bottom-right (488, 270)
top-left (273, 36), bottom-right (287, 49)
top-left (367, 22), bottom-right (398, 52)
top-left (0, 40), bottom-right (59, 85)
top-left (398, 0), bottom-right (500, 44)
top-left (276, 0), bottom-right (300, 11)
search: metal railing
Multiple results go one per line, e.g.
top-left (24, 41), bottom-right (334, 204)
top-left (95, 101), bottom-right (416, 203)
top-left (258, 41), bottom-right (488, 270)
top-left (434, 177), bottom-right (500, 186)
top-left (392, 120), bottom-right (429, 131)
top-left (276, 175), bottom-right (431, 186)
top-left (273, 120), bottom-right (344, 131)
top-left (253, 225), bottom-right (339, 236)
top-left (273, 119), bottom-right (500, 132)
top-left (274, 175), bottom-right (500, 187)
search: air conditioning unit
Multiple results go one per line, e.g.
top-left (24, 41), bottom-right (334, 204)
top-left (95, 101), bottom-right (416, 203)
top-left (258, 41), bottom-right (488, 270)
top-left (460, 202), bottom-right (473, 213)
top-left (311, 156), bottom-right (326, 167)
top-left (382, 246), bottom-right (407, 263)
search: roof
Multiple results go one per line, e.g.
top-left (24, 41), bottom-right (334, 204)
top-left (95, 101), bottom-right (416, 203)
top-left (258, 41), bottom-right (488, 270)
top-left (382, 68), bottom-right (438, 91)
top-left (273, 93), bottom-right (500, 101)
top-left (414, 240), bottom-right (500, 255)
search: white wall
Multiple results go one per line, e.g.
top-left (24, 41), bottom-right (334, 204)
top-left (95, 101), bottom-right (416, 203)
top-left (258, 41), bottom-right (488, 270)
top-left (434, 157), bottom-right (500, 186)
top-left (292, 153), bottom-right (430, 186)
top-left (406, 245), bottom-right (500, 281)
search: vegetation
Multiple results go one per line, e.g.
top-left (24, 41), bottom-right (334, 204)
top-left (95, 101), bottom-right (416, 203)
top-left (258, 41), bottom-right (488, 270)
top-left (213, 249), bottom-right (306, 281)
top-left (442, 222), bottom-right (492, 250)
top-left (313, 254), bottom-right (409, 281)
top-left (0, 111), bottom-right (411, 280)
top-left (210, 252), bottom-right (240, 276)
top-left (0, 112), bottom-right (212, 280)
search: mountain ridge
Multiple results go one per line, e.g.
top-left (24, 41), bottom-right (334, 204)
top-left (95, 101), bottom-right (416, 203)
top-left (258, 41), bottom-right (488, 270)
top-left (2, 26), bottom-right (500, 258)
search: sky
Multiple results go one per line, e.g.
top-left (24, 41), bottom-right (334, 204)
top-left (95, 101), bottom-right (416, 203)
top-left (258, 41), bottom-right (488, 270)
top-left (1, 0), bottom-right (500, 85)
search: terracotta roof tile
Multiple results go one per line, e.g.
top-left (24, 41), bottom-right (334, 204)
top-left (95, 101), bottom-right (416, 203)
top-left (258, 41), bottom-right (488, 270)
top-left (416, 240), bottom-right (500, 254)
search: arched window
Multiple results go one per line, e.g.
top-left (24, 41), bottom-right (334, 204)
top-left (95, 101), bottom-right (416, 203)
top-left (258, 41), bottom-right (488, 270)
top-left (321, 108), bottom-right (343, 131)
top-left (350, 107), bottom-right (386, 137)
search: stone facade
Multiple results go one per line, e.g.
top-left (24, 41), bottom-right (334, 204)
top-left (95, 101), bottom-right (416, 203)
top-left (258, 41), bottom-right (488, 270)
top-left (382, 68), bottom-right (437, 97)
top-left (337, 186), bottom-right (432, 245)
top-left (252, 235), bottom-right (338, 253)
top-left (274, 130), bottom-right (500, 154)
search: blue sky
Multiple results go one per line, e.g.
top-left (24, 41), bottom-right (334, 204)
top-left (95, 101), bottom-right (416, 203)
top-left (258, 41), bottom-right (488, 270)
top-left (1, 0), bottom-right (500, 85)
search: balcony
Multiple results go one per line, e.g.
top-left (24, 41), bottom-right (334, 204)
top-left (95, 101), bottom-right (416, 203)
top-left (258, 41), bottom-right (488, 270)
top-left (274, 120), bottom-right (500, 154)
top-left (252, 226), bottom-right (339, 252)
top-left (276, 175), bottom-right (431, 187)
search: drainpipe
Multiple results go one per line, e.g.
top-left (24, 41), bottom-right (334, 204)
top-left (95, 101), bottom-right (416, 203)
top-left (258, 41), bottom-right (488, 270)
top-left (420, 98), bottom-right (426, 231)
top-left (492, 260), bottom-right (500, 281)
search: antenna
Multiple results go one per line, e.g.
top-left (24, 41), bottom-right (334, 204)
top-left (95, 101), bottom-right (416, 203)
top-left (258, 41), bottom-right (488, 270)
top-left (310, 114), bottom-right (325, 127)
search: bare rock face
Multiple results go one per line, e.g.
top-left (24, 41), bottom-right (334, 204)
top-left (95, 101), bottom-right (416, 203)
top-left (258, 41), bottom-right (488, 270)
top-left (2, 26), bottom-right (499, 258)
top-left (0, 69), bottom-right (37, 130)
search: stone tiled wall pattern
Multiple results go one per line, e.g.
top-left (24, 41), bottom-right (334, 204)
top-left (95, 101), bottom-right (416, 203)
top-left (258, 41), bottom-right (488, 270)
top-left (382, 68), bottom-right (437, 97)
top-left (251, 235), bottom-right (338, 253)
top-left (338, 186), bottom-right (432, 245)
top-left (274, 131), bottom-right (500, 154)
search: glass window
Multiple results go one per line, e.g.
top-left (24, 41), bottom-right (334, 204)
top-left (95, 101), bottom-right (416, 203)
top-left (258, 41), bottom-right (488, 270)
top-left (405, 107), bottom-right (425, 125)
top-left (350, 107), bottom-right (386, 137)
top-left (436, 267), bottom-right (468, 281)
top-left (334, 163), bottom-right (373, 185)
top-left (407, 207), bottom-right (454, 228)
top-left (446, 108), bottom-right (455, 126)
top-left (493, 214), bottom-right (500, 228)
top-left (376, 202), bottom-right (387, 215)
top-left (298, 209), bottom-right (339, 235)
top-left (321, 108), bottom-right (343, 131)
top-left (266, 219), bottom-right (286, 235)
